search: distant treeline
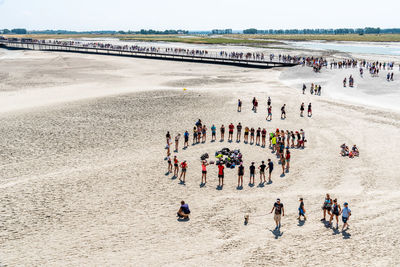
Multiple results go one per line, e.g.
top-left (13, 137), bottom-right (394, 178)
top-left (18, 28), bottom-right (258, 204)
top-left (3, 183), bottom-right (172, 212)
top-left (243, 28), bottom-right (400, 35)
top-left (0, 29), bottom-right (188, 35)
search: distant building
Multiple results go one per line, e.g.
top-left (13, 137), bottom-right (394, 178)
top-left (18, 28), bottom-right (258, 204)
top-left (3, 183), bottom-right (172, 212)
top-left (211, 29), bottom-right (232, 34)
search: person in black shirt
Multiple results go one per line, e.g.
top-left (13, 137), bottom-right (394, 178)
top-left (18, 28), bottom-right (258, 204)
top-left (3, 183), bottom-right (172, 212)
top-left (259, 161), bottom-right (266, 183)
top-left (266, 159), bottom-right (273, 183)
top-left (270, 198), bottom-right (284, 230)
top-left (298, 197), bottom-right (306, 221)
top-left (236, 123), bottom-right (242, 142)
top-left (249, 162), bottom-right (256, 184)
top-left (237, 163), bottom-right (244, 188)
top-left (281, 104), bottom-right (286, 119)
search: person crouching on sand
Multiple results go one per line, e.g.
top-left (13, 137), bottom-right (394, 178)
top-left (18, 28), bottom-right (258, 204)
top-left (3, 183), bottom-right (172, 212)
top-left (177, 201), bottom-right (190, 219)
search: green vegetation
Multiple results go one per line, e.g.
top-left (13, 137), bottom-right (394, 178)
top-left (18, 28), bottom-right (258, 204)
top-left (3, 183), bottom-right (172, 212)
top-left (233, 34), bottom-right (400, 42)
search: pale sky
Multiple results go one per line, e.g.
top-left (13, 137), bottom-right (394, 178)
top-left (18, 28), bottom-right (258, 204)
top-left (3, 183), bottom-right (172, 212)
top-left (0, 0), bottom-right (398, 31)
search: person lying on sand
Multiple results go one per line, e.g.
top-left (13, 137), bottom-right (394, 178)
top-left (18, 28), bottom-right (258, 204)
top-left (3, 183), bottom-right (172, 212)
top-left (177, 201), bottom-right (190, 219)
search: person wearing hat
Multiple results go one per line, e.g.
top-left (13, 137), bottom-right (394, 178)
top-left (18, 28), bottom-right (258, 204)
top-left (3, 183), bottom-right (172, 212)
top-left (341, 202), bottom-right (351, 231)
top-left (270, 198), bottom-right (284, 230)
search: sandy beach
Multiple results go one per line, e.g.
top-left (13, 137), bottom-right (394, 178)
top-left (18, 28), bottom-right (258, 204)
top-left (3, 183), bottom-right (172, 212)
top-left (1, 46), bottom-right (400, 266)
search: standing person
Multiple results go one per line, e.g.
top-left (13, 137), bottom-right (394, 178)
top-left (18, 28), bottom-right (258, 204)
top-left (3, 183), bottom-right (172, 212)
top-left (341, 202), bottom-right (351, 231)
top-left (175, 134), bottom-right (181, 152)
top-left (237, 163), bottom-right (244, 188)
top-left (329, 198), bottom-right (341, 227)
top-left (166, 141), bottom-right (171, 157)
top-left (218, 162), bottom-right (225, 188)
top-left (197, 126), bottom-right (202, 143)
top-left (280, 154), bottom-right (286, 175)
top-left (267, 96), bottom-right (271, 107)
top-left (167, 155), bottom-right (172, 174)
top-left (252, 97), bottom-right (256, 111)
top-left (228, 123), bottom-right (234, 142)
top-left (266, 106), bottom-right (272, 121)
top-left (250, 127), bottom-right (255, 144)
top-left (266, 159), bottom-right (273, 183)
top-left (256, 127), bottom-right (261, 145)
top-left (236, 122), bottom-right (242, 142)
top-left (300, 103), bottom-right (305, 117)
top-left (193, 127), bottom-right (197, 145)
top-left (261, 128), bottom-right (267, 147)
top-left (281, 104), bottom-right (286, 119)
top-left (202, 125), bottom-right (207, 143)
top-left (220, 124), bottom-right (225, 141)
top-left (308, 103), bottom-right (312, 117)
top-left (179, 160), bottom-right (188, 183)
top-left (184, 131), bottom-right (189, 148)
top-left (254, 99), bottom-right (258, 113)
top-left (166, 131), bottom-right (171, 146)
top-left (201, 160), bottom-right (209, 185)
top-left (321, 194), bottom-right (333, 221)
top-left (298, 198), bottom-right (306, 220)
top-left (244, 127), bottom-right (249, 143)
top-left (300, 129), bottom-right (305, 148)
top-left (259, 161), bottom-right (266, 183)
top-left (211, 124), bottom-right (216, 141)
top-left (270, 198), bottom-right (284, 230)
top-left (173, 156), bottom-right (179, 177)
top-left (249, 162), bottom-right (256, 184)
top-left (302, 84), bottom-right (306, 94)
top-left (285, 149), bottom-right (290, 172)
top-left (237, 99), bottom-right (242, 112)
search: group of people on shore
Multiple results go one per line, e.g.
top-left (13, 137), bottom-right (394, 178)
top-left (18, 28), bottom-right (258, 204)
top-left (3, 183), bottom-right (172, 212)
top-left (340, 144), bottom-right (360, 158)
top-left (343, 75), bottom-right (354, 87)
top-left (178, 195), bottom-right (352, 233)
top-left (302, 83), bottom-right (322, 96)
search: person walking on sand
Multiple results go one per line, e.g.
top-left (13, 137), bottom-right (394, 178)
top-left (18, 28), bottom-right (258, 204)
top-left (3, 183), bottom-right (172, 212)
top-left (166, 131), bottom-right (171, 147)
top-left (308, 103), bottom-right (312, 117)
top-left (267, 96), bottom-right (271, 107)
top-left (252, 97), bottom-right (256, 111)
top-left (228, 123), bottom-right (234, 142)
top-left (280, 155), bottom-right (286, 175)
top-left (244, 127), bottom-right (249, 143)
top-left (192, 127), bottom-right (197, 145)
top-left (201, 160), bottom-right (209, 185)
top-left (302, 84), bottom-right (306, 94)
top-left (177, 200), bottom-right (190, 219)
top-left (179, 160), bottom-right (188, 183)
top-left (166, 140), bottom-right (171, 157)
top-left (220, 124), bottom-right (225, 141)
top-left (250, 127), bottom-right (255, 144)
top-left (237, 99), bottom-right (242, 112)
top-left (218, 162), bottom-right (225, 187)
top-left (256, 127), bottom-right (261, 145)
top-left (266, 106), bottom-right (272, 121)
top-left (266, 159), bottom-right (273, 183)
top-left (254, 99), bottom-right (258, 113)
top-left (281, 104), bottom-right (286, 119)
top-left (341, 202), bottom-right (351, 231)
top-left (211, 124), bottom-right (216, 141)
top-left (298, 198), bottom-right (306, 220)
top-left (329, 198), bottom-right (341, 227)
top-left (238, 163), bottom-right (244, 188)
top-left (261, 128), bottom-right (267, 147)
top-left (259, 161), bottom-right (266, 183)
top-left (184, 131), bottom-right (189, 148)
top-left (300, 103), bottom-right (305, 117)
top-left (321, 193), bottom-right (333, 221)
top-left (236, 122), bottom-right (242, 142)
top-left (270, 198), bottom-right (284, 230)
top-left (249, 162), bottom-right (256, 184)
top-left (175, 134), bottom-right (181, 152)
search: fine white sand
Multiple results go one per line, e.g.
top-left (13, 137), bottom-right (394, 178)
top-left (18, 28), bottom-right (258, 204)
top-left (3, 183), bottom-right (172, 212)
top-left (1, 48), bottom-right (400, 266)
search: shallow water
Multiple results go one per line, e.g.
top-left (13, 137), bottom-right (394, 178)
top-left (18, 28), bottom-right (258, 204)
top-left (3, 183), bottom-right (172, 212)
top-left (289, 41), bottom-right (400, 56)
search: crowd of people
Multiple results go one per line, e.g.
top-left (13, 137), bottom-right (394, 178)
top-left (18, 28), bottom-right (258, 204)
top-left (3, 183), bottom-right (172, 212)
top-left (302, 83), bottom-right (322, 95)
top-left (178, 195), bottom-right (352, 233)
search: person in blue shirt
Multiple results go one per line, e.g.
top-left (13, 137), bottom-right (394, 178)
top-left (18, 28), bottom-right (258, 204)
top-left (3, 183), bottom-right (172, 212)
top-left (341, 202), bottom-right (351, 231)
top-left (177, 201), bottom-right (190, 219)
top-left (211, 125), bottom-right (216, 141)
top-left (183, 131), bottom-right (189, 148)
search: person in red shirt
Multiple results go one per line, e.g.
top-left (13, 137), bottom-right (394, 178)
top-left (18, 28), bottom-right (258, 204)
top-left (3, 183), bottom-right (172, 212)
top-left (173, 156), bottom-right (179, 177)
top-left (285, 149), bottom-right (291, 172)
top-left (267, 106), bottom-right (272, 121)
top-left (218, 162), bottom-right (225, 188)
top-left (228, 123), bottom-right (234, 142)
top-left (261, 128), bottom-right (267, 147)
top-left (179, 160), bottom-right (188, 183)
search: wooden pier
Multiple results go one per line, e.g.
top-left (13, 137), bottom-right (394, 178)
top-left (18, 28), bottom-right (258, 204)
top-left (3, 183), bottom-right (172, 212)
top-left (0, 40), bottom-right (298, 69)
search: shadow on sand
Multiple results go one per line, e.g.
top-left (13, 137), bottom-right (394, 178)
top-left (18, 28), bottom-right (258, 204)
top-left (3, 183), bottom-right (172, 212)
top-left (270, 228), bottom-right (284, 239)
